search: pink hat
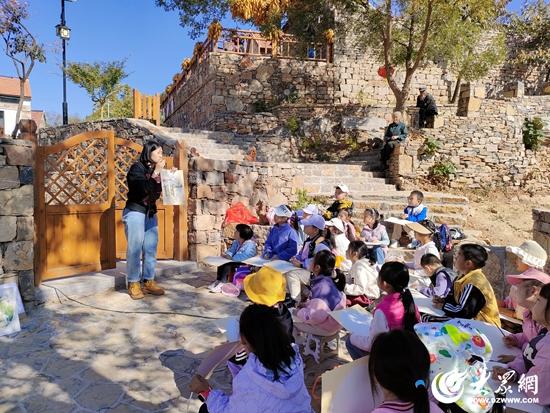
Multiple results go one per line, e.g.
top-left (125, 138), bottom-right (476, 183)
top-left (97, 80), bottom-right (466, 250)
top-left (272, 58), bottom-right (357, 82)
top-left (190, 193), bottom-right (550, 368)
top-left (506, 268), bottom-right (550, 286)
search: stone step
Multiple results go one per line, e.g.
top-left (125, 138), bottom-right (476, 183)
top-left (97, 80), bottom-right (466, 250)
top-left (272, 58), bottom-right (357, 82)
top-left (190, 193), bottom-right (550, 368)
top-left (350, 191), bottom-right (469, 205)
top-left (352, 200), bottom-right (469, 215)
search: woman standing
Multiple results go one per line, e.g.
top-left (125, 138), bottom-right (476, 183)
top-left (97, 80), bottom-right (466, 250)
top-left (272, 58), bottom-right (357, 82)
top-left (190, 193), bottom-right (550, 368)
top-left (123, 140), bottom-right (166, 300)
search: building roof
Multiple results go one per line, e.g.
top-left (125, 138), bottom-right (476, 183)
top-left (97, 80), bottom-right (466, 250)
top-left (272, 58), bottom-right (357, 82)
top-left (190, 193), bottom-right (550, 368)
top-left (31, 110), bottom-right (45, 128)
top-left (0, 76), bottom-right (31, 98)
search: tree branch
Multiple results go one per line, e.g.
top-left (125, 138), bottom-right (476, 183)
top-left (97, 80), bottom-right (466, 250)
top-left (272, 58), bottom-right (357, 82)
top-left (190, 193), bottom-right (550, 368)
top-left (411, 0), bottom-right (434, 73)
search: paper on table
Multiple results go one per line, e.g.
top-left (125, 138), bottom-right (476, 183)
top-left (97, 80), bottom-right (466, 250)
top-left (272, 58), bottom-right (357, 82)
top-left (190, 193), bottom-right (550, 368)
top-left (322, 355), bottom-right (382, 413)
top-left (385, 217), bottom-right (410, 226)
top-left (329, 305), bottom-right (373, 336)
top-left (203, 256), bottom-right (233, 267)
top-left (364, 241), bottom-right (384, 247)
top-left (411, 289), bottom-right (445, 317)
top-left (160, 169), bottom-right (185, 205)
top-left (264, 259), bottom-right (297, 273)
top-left (242, 256), bottom-right (271, 267)
top-left (213, 316), bottom-right (240, 342)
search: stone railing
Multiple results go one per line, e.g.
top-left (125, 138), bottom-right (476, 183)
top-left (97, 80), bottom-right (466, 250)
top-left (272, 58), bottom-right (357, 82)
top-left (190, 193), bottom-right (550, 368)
top-left (533, 208), bottom-right (550, 274)
top-left (0, 136), bottom-right (35, 304)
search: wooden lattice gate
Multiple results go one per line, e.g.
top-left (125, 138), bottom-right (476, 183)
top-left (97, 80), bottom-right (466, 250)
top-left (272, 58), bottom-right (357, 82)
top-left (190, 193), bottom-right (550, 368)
top-left (35, 130), bottom-right (186, 283)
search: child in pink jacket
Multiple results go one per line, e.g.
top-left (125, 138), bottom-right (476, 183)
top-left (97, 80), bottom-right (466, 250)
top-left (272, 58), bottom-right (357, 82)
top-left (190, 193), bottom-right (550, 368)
top-left (493, 283), bottom-right (550, 406)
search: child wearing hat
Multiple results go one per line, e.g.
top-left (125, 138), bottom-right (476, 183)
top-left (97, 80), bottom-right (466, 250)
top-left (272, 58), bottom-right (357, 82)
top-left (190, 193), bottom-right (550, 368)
top-left (323, 184), bottom-right (354, 220)
top-left (262, 204), bottom-right (299, 262)
top-left (405, 220), bottom-right (441, 286)
top-left (287, 214), bottom-right (331, 305)
top-left (326, 217), bottom-right (353, 272)
top-left (296, 204), bottom-right (320, 246)
top-left (499, 240), bottom-right (549, 360)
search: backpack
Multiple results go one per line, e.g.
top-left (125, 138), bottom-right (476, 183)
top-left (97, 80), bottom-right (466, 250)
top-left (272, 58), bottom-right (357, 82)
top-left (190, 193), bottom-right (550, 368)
top-left (438, 224), bottom-right (453, 253)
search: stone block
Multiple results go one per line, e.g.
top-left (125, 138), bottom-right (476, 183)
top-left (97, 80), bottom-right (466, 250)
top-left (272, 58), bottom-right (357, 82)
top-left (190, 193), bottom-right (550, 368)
top-left (18, 270), bottom-right (35, 302)
top-left (0, 185), bottom-right (33, 215)
top-left (192, 215), bottom-right (216, 231)
top-left (16, 216), bottom-right (33, 241)
top-left (19, 166), bottom-right (33, 185)
top-left (4, 241), bottom-right (33, 271)
top-left (467, 97), bottom-right (482, 112)
top-left (397, 154), bottom-right (414, 175)
top-left (211, 95), bottom-right (224, 105)
top-left (5, 145), bottom-right (33, 166)
top-left (204, 172), bottom-right (224, 186)
top-left (0, 166), bottom-right (19, 190)
top-left (192, 244), bottom-right (221, 262)
top-left (0, 216), bottom-right (17, 242)
top-left (196, 184), bottom-right (213, 199)
top-left (0, 155), bottom-right (5, 166)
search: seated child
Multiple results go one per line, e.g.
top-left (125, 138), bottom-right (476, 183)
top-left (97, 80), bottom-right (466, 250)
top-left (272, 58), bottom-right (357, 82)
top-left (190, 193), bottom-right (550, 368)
top-left (344, 240), bottom-right (380, 307)
top-left (391, 190), bottom-right (428, 245)
top-left (296, 250), bottom-right (347, 334)
top-left (209, 224), bottom-right (257, 292)
top-left (360, 208), bottom-right (390, 265)
top-left (492, 283), bottom-right (550, 406)
top-left (190, 304), bottom-right (312, 413)
top-left (323, 183), bottom-right (353, 220)
top-left (287, 214), bottom-right (331, 305)
top-left (346, 261), bottom-right (420, 360)
top-left (338, 209), bottom-right (357, 242)
top-left (498, 265), bottom-right (550, 362)
top-left (418, 253), bottom-right (456, 299)
top-left (262, 204), bottom-right (299, 261)
top-left (405, 220), bottom-right (441, 284)
top-left (326, 217), bottom-right (352, 271)
top-left (296, 204), bottom-right (320, 246)
top-left (429, 243), bottom-right (501, 327)
top-left (370, 330), bottom-right (443, 413)
top-left (505, 240), bottom-right (548, 316)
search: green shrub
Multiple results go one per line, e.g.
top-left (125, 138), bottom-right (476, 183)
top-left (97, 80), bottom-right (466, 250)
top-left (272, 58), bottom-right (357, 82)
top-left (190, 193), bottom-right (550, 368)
top-left (253, 100), bottom-right (271, 113)
top-left (429, 159), bottom-right (457, 182)
top-left (421, 137), bottom-right (441, 157)
top-left (286, 116), bottom-right (300, 135)
top-left (291, 189), bottom-right (315, 210)
top-left (523, 117), bottom-right (545, 151)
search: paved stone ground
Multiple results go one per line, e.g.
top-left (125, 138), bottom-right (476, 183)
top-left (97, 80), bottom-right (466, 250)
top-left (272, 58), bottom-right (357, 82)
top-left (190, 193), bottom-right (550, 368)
top-left (0, 269), bottom-right (351, 413)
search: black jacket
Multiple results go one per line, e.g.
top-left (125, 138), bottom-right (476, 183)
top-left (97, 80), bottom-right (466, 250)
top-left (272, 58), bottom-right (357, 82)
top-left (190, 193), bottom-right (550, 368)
top-left (125, 161), bottom-right (162, 216)
top-left (416, 94), bottom-right (438, 116)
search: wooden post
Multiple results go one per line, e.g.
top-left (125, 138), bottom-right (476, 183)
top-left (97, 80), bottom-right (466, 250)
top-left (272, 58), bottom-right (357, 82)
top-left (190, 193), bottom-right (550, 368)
top-left (173, 140), bottom-right (189, 260)
top-left (153, 94), bottom-right (160, 126)
top-left (133, 89), bottom-right (141, 118)
top-left (34, 144), bottom-right (46, 285)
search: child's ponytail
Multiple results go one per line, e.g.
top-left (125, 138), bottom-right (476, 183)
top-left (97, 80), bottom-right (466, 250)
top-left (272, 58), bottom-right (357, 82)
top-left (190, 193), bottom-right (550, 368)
top-left (331, 269), bottom-right (346, 292)
top-left (400, 288), bottom-right (419, 332)
top-left (413, 380), bottom-right (430, 413)
top-left (379, 262), bottom-right (419, 331)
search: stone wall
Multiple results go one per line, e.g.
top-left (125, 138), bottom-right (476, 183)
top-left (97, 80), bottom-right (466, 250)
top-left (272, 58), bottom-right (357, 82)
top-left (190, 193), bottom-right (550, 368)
top-left (389, 95), bottom-right (550, 190)
top-left (0, 138), bottom-right (35, 303)
top-left (533, 208), bottom-right (550, 274)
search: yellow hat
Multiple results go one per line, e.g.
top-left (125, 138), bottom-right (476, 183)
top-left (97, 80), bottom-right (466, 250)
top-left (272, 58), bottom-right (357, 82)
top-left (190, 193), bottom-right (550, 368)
top-left (243, 266), bottom-right (286, 307)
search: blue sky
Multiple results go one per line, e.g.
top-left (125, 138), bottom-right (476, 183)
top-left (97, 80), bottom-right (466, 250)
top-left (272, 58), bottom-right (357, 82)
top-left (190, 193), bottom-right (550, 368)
top-left (0, 0), bottom-right (524, 120)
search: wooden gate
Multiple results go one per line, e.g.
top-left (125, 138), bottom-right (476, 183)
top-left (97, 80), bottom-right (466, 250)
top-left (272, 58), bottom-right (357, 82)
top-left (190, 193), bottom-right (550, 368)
top-left (35, 131), bottom-right (187, 284)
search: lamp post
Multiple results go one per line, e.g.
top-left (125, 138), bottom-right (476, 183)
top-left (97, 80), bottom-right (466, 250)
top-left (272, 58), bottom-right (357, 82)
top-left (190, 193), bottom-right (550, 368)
top-left (56, 0), bottom-right (76, 125)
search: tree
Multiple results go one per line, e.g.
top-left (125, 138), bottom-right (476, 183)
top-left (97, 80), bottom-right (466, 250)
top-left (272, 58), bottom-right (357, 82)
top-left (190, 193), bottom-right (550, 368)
top-left (0, 0), bottom-right (46, 136)
top-left (65, 60), bottom-right (127, 120)
top-left (508, 0), bottom-right (550, 82)
top-left (87, 84), bottom-right (133, 120)
top-left (334, 0), bottom-right (505, 111)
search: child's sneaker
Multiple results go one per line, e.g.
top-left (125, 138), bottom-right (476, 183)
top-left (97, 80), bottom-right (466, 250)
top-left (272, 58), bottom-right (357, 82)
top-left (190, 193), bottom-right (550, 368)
top-left (208, 280), bottom-right (222, 292)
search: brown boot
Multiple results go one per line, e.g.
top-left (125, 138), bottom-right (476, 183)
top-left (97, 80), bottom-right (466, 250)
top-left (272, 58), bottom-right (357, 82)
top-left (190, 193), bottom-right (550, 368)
top-left (128, 282), bottom-right (144, 300)
top-left (143, 280), bottom-right (165, 296)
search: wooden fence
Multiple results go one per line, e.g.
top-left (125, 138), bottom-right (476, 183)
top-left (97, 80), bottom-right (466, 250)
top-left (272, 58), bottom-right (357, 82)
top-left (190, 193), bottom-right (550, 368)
top-left (133, 89), bottom-right (161, 126)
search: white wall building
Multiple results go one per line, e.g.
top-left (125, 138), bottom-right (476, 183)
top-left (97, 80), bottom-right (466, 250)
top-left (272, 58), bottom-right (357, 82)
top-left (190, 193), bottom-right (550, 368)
top-left (0, 76), bottom-right (43, 136)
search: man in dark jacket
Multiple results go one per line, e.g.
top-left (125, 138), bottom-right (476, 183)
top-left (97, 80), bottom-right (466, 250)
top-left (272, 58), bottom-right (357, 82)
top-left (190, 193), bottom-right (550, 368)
top-left (381, 111), bottom-right (408, 165)
top-left (416, 86), bottom-right (438, 128)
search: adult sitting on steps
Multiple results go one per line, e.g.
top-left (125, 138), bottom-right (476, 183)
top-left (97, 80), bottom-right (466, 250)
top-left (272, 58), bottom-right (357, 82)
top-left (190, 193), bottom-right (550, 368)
top-left (380, 111), bottom-right (408, 166)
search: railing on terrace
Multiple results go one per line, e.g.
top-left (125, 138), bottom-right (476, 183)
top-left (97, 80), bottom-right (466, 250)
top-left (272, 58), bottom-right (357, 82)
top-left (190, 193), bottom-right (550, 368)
top-left (161, 28), bottom-right (334, 106)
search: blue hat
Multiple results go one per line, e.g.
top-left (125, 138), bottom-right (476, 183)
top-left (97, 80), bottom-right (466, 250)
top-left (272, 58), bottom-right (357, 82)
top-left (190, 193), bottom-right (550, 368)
top-left (301, 214), bottom-right (325, 230)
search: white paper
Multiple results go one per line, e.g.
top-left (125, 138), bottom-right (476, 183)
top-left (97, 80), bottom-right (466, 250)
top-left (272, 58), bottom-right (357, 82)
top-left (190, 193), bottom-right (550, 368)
top-left (264, 260), bottom-right (297, 273)
top-left (160, 169), bottom-right (185, 205)
top-left (0, 283), bottom-right (24, 315)
top-left (203, 256), bottom-right (233, 267)
top-left (363, 241), bottom-right (384, 247)
top-left (384, 217), bottom-right (410, 226)
top-left (213, 316), bottom-right (240, 342)
top-left (241, 256), bottom-right (271, 267)
top-left (411, 289), bottom-right (445, 317)
top-left (329, 305), bottom-right (373, 336)
top-left (0, 285), bottom-right (21, 337)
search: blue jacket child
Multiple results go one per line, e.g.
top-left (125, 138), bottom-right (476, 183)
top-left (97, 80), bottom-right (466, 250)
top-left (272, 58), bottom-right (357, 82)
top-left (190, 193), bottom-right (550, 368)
top-left (403, 190), bottom-right (428, 222)
top-left (262, 205), bottom-right (299, 261)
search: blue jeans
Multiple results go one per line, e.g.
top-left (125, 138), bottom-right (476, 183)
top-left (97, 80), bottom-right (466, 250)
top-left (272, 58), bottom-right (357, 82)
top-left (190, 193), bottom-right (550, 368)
top-left (122, 209), bottom-right (158, 283)
top-left (372, 246), bottom-right (386, 265)
top-left (345, 335), bottom-right (369, 360)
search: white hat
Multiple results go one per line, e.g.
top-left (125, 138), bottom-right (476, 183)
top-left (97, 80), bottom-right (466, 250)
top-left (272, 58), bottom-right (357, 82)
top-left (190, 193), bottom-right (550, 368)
top-left (302, 204), bottom-right (319, 215)
top-left (506, 240), bottom-right (548, 270)
top-left (273, 204), bottom-right (293, 218)
top-left (326, 217), bottom-right (345, 233)
top-left (336, 183), bottom-right (350, 193)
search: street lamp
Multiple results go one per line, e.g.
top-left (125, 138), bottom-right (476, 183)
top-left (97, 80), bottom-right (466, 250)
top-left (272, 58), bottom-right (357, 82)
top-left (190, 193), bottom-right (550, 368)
top-left (56, 0), bottom-right (77, 125)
